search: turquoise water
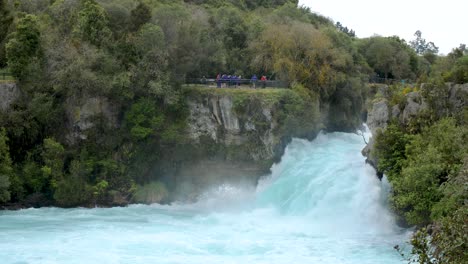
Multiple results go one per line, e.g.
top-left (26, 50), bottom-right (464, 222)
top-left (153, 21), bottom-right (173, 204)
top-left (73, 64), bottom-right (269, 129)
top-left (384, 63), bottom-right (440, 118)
top-left (0, 132), bottom-right (410, 264)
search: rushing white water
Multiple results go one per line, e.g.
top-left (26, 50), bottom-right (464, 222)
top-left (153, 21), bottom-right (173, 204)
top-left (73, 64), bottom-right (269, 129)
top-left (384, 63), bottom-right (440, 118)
top-left (0, 132), bottom-right (410, 264)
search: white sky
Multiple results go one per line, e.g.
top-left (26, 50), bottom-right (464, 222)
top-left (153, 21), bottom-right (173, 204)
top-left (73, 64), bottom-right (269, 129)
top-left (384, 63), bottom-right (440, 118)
top-left (298, 0), bottom-right (467, 55)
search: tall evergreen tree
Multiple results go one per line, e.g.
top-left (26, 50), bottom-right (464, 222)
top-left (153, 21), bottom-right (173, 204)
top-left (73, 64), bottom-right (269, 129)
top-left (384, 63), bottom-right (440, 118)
top-left (0, 0), bottom-right (14, 67)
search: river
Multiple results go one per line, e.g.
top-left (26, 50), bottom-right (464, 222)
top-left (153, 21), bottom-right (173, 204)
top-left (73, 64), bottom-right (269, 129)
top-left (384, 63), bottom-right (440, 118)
top-left (0, 131), bottom-right (410, 263)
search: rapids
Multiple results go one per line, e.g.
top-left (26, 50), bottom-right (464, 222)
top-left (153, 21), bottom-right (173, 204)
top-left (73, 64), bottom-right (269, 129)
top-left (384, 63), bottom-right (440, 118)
top-left (0, 131), bottom-right (410, 263)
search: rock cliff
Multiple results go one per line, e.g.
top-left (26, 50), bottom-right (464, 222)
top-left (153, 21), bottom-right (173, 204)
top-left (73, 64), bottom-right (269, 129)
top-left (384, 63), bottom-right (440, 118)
top-left (0, 83), bottom-right (20, 111)
top-left (64, 94), bottom-right (119, 144)
top-left (167, 88), bottom-right (321, 200)
top-left (363, 83), bottom-right (468, 175)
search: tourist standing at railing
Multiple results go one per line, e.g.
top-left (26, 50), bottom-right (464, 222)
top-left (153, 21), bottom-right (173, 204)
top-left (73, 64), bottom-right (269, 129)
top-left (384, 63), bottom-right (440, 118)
top-left (251, 74), bottom-right (258, 88)
top-left (237, 75), bottom-right (241, 87)
top-left (260, 75), bottom-right (267, 88)
top-left (216, 73), bottom-right (221, 88)
top-left (221, 74), bottom-right (227, 87)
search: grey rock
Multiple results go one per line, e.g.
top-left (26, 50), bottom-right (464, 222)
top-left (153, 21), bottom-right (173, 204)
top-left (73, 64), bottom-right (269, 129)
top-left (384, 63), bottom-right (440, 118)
top-left (65, 95), bottom-right (118, 143)
top-left (187, 100), bottom-right (218, 142)
top-left (0, 83), bottom-right (20, 111)
top-left (392, 105), bottom-right (401, 119)
top-left (402, 92), bottom-right (427, 123)
top-left (187, 94), bottom-right (280, 161)
top-left (449, 83), bottom-right (468, 112)
top-left (367, 100), bottom-right (389, 134)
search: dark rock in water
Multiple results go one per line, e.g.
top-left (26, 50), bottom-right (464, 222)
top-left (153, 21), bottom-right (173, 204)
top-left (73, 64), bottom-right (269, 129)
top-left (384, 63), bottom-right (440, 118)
top-left (361, 137), bottom-right (383, 179)
top-left (23, 193), bottom-right (53, 208)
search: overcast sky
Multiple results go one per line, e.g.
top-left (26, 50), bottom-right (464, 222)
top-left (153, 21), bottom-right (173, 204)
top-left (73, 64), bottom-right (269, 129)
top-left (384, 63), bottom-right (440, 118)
top-left (298, 0), bottom-right (467, 54)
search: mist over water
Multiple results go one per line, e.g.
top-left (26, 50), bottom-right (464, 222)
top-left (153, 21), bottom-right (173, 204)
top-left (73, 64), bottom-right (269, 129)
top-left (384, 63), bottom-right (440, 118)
top-left (0, 132), bottom-right (409, 264)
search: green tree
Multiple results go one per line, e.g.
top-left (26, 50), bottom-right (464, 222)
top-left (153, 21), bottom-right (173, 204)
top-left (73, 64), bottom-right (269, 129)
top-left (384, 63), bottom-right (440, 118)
top-left (54, 160), bottom-right (92, 207)
top-left (129, 1), bottom-right (151, 32)
top-left (75, 0), bottom-right (112, 47)
top-left (0, 128), bottom-right (13, 203)
top-left (6, 14), bottom-right (42, 79)
top-left (410, 30), bottom-right (439, 55)
top-left (446, 56), bottom-right (468, 84)
top-left (374, 122), bottom-right (410, 180)
top-left (41, 138), bottom-right (65, 190)
top-left (359, 36), bottom-right (415, 80)
top-left (335, 22), bottom-right (355, 37)
top-left (389, 119), bottom-right (466, 226)
top-left (48, 0), bottom-right (81, 36)
top-left (0, 0), bottom-right (13, 67)
top-left (124, 99), bottom-right (165, 141)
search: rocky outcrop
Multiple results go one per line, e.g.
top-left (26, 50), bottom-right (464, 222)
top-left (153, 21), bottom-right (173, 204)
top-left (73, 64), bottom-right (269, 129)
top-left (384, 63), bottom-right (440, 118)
top-left (65, 95), bottom-right (119, 143)
top-left (187, 94), bottom-right (277, 160)
top-left (367, 99), bottom-right (389, 134)
top-left (0, 83), bottom-right (20, 111)
top-left (401, 92), bottom-right (428, 123)
top-left (448, 83), bottom-right (468, 113)
top-left (168, 88), bottom-right (321, 200)
top-left (363, 82), bottom-right (468, 177)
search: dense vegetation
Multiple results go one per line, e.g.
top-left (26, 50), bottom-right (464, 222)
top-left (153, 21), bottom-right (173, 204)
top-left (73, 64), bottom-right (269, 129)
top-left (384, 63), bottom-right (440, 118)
top-left (367, 38), bottom-right (467, 263)
top-left (0, 0), bottom-right (369, 208)
top-left (0, 0), bottom-right (466, 262)
top-left (372, 74), bottom-right (467, 262)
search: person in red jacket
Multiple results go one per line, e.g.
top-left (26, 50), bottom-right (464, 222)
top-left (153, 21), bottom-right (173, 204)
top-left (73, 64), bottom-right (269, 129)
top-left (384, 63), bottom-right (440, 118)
top-left (260, 75), bottom-right (267, 88)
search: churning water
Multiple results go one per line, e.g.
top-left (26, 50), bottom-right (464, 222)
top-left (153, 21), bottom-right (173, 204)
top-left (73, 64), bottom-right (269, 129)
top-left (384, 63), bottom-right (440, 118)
top-left (0, 132), bottom-right (410, 264)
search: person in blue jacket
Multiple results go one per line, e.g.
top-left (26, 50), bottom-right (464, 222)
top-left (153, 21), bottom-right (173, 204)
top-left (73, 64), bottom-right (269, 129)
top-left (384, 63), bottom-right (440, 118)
top-left (251, 74), bottom-right (258, 88)
top-left (221, 74), bottom-right (227, 88)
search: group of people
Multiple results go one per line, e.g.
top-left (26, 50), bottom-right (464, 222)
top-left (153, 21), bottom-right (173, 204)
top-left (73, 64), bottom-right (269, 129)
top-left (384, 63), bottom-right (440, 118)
top-left (215, 73), bottom-right (268, 88)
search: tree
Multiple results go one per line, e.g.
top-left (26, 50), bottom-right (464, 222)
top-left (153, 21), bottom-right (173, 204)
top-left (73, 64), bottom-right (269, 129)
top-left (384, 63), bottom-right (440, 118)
top-left (124, 98), bottom-right (164, 141)
top-left (74, 0), bottom-right (112, 47)
top-left (410, 30), bottom-right (439, 55)
top-left (0, 128), bottom-right (13, 203)
top-left (250, 22), bottom-right (344, 96)
top-left (0, 0), bottom-right (13, 67)
top-left (6, 14), bottom-right (42, 79)
top-left (54, 160), bottom-right (92, 207)
top-left (389, 119), bottom-right (466, 226)
top-left (359, 36), bottom-right (415, 80)
top-left (335, 22), bottom-right (356, 37)
top-left (41, 138), bottom-right (65, 190)
top-left (446, 55), bottom-right (468, 84)
top-left (129, 1), bottom-right (151, 32)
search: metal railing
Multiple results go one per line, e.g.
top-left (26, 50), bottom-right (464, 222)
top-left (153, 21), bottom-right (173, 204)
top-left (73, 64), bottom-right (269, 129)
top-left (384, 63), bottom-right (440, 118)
top-left (185, 78), bottom-right (289, 89)
top-left (369, 76), bottom-right (406, 85)
top-left (0, 68), bottom-right (14, 82)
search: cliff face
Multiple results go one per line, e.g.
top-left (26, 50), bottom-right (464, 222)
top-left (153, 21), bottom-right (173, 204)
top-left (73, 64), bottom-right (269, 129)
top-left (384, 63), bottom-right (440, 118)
top-left (166, 88), bottom-right (321, 200)
top-left (0, 83), bottom-right (20, 111)
top-left (363, 83), bottom-right (468, 174)
top-left (187, 93), bottom-right (278, 161)
top-left (64, 94), bottom-right (119, 144)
